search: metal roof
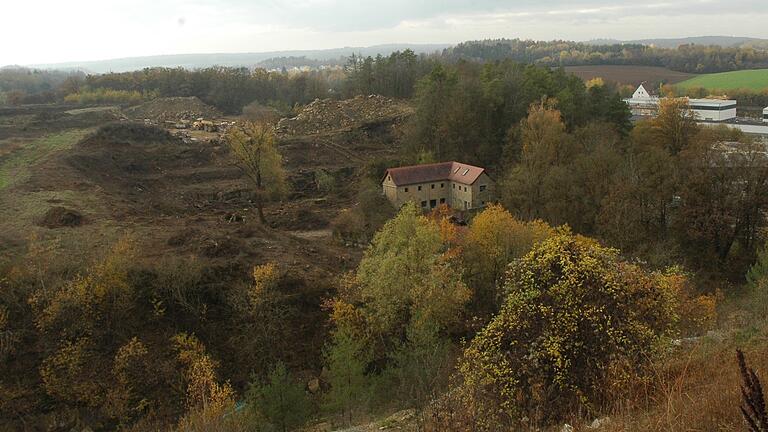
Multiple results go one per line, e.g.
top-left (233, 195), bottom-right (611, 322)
top-left (384, 161), bottom-right (486, 186)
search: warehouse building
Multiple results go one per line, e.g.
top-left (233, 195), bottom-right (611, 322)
top-left (624, 84), bottom-right (737, 122)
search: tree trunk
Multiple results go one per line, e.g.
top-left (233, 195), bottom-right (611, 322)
top-left (256, 197), bottom-right (266, 224)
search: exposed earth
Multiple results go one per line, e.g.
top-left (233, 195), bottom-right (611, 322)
top-left (0, 95), bottom-right (410, 289)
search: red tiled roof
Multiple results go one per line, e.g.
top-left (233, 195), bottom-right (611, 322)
top-left (384, 161), bottom-right (486, 186)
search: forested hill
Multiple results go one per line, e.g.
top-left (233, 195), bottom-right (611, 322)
top-left (443, 38), bottom-right (768, 73)
top-left (587, 36), bottom-right (768, 49)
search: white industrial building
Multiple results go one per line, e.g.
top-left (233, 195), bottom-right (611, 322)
top-left (624, 84), bottom-right (737, 122)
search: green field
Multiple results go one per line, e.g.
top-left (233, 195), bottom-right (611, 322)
top-left (676, 69), bottom-right (768, 91)
top-left (0, 129), bottom-right (91, 190)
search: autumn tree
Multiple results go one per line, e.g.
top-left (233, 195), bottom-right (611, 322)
top-left (503, 101), bottom-right (573, 220)
top-left (457, 231), bottom-right (681, 425)
top-left (174, 333), bottom-right (236, 428)
top-left (462, 204), bottom-right (553, 317)
top-left (597, 120), bottom-right (678, 254)
top-left (32, 238), bottom-right (138, 411)
top-left (352, 202), bottom-right (470, 352)
top-left (675, 127), bottom-right (768, 271)
top-left (652, 97), bottom-right (699, 155)
top-left (227, 263), bottom-right (295, 380)
top-left (226, 122), bottom-right (287, 224)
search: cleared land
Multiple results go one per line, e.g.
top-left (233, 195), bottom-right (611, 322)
top-left (676, 69), bottom-right (768, 91)
top-left (565, 65), bottom-right (695, 85)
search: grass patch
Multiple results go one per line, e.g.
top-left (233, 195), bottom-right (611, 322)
top-left (0, 128), bottom-right (91, 190)
top-left (676, 69), bottom-right (768, 91)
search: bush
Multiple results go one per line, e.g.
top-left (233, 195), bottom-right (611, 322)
top-left (455, 230), bottom-right (680, 426)
top-left (314, 169), bottom-right (335, 193)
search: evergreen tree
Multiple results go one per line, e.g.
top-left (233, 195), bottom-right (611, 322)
top-left (322, 329), bottom-right (371, 426)
top-left (247, 362), bottom-right (312, 432)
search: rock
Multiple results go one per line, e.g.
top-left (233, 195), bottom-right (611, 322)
top-left (125, 97), bottom-right (222, 122)
top-left (561, 424), bottom-right (574, 432)
top-left (587, 417), bottom-right (610, 429)
top-left (308, 378), bottom-right (321, 393)
top-left (276, 95), bottom-right (412, 137)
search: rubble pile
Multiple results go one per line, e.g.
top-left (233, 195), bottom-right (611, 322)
top-left (125, 97), bottom-right (222, 122)
top-left (276, 95), bottom-right (412, 136)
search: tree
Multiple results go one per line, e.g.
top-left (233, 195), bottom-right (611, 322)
top-left (353, 202), bottom-right (470, 352)
top-left (383, 324), bottom-right (453, 412)
top-left (226, 122), bottom-right (287, 224)
top-left (247, 362), bottom-right (312, 432)
top-left (503, 101), bottom-right (572, 220)
top-left (462, 204), bottom-right (553, 317)
top-left (747, 242), bottom-right (768, 288)
top-left (404, 64), bottom-right (464, 160)
top-left (652, 98), bottom-right (699, 155)
top-left (675, 128), bottom-right (768, 271)
top-left (457, 231), bottom-right (680, 425)
top-left (322, 329), bottom-right (371, 426)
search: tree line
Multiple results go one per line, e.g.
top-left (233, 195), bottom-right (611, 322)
top-left (445, 38), bottom-right (768, 73)
top-left (400, 61), bottom-right (768, 280)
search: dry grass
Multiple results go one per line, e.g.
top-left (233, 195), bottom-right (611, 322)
top-left (601, 330), bottom-right (768, 432)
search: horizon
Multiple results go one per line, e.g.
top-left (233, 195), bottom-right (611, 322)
top-left (4, 0), bottom-right (768, 67)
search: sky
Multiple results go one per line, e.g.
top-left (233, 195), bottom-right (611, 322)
top-left (3, 0), bottom-right (768, 66)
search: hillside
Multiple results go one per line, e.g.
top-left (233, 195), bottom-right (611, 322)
top-left (587, 35), bottom-right (768, 48)
top-left (676, 69), bottom-right (768, 91)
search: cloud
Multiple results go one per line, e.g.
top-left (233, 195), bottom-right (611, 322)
top-left (1, 0), bottom-right (767, 65)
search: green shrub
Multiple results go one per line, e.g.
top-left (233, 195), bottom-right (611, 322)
top-left (314, 169), bottom-right (335, 193)
top-left (246, 362), bottom-right (312, 432)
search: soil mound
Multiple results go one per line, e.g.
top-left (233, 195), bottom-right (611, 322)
top-left (125, 97), bottom-right (222, 122)
top-left (37, 207), bottom-right (84, 228)
top-left (78, 122), bottom-right (174, 148)
top-left (276, 95), bottom-right (412, 136)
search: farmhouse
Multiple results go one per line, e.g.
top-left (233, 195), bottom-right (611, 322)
top-left (382, 161), bottom-right (494, 211)
top-left (624, 84), bottom-right (737, 122)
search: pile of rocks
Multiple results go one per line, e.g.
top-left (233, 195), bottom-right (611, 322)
top-left (125, 97), bottom-right (222, 122)
top-left (276, 94), bottom-right (412, 136)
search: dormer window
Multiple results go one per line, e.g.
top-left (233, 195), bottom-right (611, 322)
top-left (453, 167), bottom-right (461, 174)
top-left (462, 169), bottom-right (469, 176)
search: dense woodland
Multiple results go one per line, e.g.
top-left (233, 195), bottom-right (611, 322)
top-left (4, 37), bottom-right (768, 110)
top-left (3, 41), bottom-right (768, 431)
top-left (445, 39), bottom-right (768, 73)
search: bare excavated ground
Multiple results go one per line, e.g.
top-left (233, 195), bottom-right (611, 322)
top-left (0, 96), bottom-right (409, 284)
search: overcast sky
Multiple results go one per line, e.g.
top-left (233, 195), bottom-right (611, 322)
top-left (4, 0), bottom-right (767, 65)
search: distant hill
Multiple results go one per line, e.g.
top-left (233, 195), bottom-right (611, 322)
top-left (587, 36), bottom-right (768, 49)
top-left (23, 44), bottom-right (451, 74)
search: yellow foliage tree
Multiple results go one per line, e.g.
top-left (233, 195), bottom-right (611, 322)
top-left (457, 230), bottom-right (682, 426)
top-left (226, 122), bottom-right (287, 224)
top-left (462, 204), bottom-right (554, 316)
top-left (173, 333), bottom-right (236, 426)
